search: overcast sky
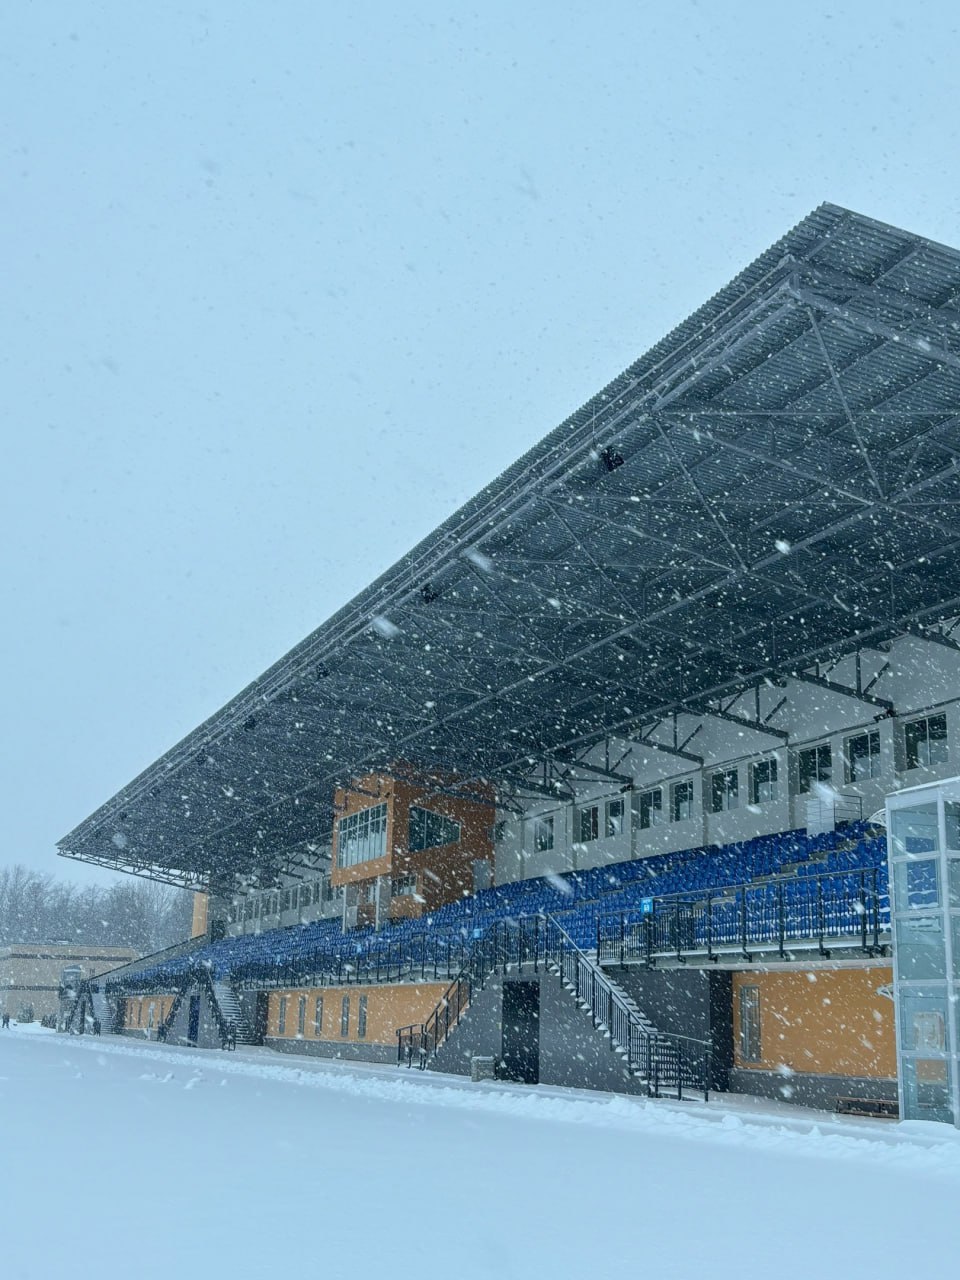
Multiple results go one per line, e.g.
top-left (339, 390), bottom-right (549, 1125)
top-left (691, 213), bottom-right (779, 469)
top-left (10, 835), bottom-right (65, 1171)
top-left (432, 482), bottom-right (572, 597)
top-left (3, 1), bottom-right (960, 885)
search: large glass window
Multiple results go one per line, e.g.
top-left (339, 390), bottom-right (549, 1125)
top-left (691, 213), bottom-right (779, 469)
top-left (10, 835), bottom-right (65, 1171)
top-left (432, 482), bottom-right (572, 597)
top-left (894, 859), bottom-right (941, 912)
top-left (408, 806), bottom-right (462, 853)
top-left (844, 730), bottom-right (881, 783)
top-left (750, 759), bottom-right (778, 805)
top-left (797, 743), bottom-right (832, 794)
top-left (297, 995), bottom-right (307, 1037)
top-left (531, 815), bottom-right (554, 852)
top-left (739, 986), bottom-right (761, 1062)
top-left (711, 768), bottom-right (739, 813)
top-left (577, 805), bottom-right (599, 843)
top-left (639, 788), bottom-right (663, 830)
top-left (605, 797), bottom-right (625, 838)
top-left (314, 996), bottom-right (324, 1038)
top-left (905, 714), bottom-right (949, 771)
top-left (671, 780), bottom-right (693, 823)
top-left (340, 996), bottom-right (350, 1038)
top-left (337, 803), bottom-right (388, 868)
top-left (357, 995), bottom-right (368, 1040)
top-left (278, 996), bottom-right (288, 1036)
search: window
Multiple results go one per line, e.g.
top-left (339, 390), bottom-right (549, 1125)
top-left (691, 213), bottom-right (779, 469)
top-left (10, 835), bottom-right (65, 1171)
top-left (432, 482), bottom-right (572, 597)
top-left (845, 730), bottom-right (881, 783)
top-left (895, 859), bottom-right (940, 911)
top-left (337, 803), bottom-right (388, 868)
top-left (671, 781), bottom-right (693, 823)
top-left (739, 986), bottom-right (761, 1063)
top-left (340, 996), bottom-right (350, 1038)
top-left (392, 875), bottom-right (418, 897)
top-left (147, 1002), bottom-right (155, 1030)
top-left (297, 995), bottom-right (307, 1037)
top-left (605, 797), bottom-right (625, 838)
top-left (532, 815), bottom-right (554, 852)
top-left (639, 788), bottom-right (663, 830)
top-left (282, 888), bottom-right (293, 912)
top-left (243, 900), bottom-right (254, 922)
top-left (314, 996), bottom-right (324, 1038)
top-left (409, 806), bottom-right (462, 852)
top-left (357, 994), bottom-right (368, 1040)
top-left (750, 759), bottom-right (778, 805)
top-left (278, 996), bottom-right (288, 1036)
top-left (905, 714), bottom-right (948, 771)
top-left (797, 743), bottom-right (832, 794)
top-left (711, 769), bottom-right (739, 813)
top-left (577, 805), bottom-right (600, 843)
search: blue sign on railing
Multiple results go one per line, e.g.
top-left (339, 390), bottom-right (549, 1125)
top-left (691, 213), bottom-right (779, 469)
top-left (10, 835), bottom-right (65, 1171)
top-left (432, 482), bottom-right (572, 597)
top-left (640, 897), bottom-right (654, 915)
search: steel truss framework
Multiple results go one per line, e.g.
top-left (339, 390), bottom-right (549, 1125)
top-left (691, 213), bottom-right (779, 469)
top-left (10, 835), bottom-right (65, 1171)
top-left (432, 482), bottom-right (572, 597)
top-left (58, 205), bottom-right (960, 891)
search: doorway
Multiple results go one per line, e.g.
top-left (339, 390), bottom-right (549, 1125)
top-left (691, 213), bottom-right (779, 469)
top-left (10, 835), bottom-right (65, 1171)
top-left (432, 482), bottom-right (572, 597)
top-left (500, 980), bottom-right (540, 1083)
top-left (253, 991), bottom-right (269, 1044)
top-left (187, 994), bottom-right (200, 1045)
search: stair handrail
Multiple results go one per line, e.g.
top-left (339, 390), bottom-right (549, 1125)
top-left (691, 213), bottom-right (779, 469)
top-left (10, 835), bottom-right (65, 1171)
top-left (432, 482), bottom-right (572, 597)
top-left (397, 921), bottom-right (524, 1067)
top-left (541, 913), bottom-right (712, 1099)
top-left (398, 915), bottom-right (711, 1099)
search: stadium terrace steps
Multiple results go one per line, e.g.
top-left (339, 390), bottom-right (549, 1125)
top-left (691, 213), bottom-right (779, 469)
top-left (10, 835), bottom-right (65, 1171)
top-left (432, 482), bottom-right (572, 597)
top-left (108, 822), bottom-right (888, 998)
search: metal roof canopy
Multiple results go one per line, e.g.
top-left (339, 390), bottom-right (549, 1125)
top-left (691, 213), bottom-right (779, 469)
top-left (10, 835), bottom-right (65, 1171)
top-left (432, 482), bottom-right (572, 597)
top-left (59, 204), bottom-right (960, 891)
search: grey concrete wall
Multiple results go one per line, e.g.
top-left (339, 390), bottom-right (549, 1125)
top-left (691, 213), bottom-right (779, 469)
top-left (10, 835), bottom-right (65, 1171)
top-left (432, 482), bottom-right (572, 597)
top-left (265, 1037), bottom-right (395, 1064)
top-left (163, 985), bottom-right (222, 1049)
top-left (496, 635), bottom-right (960, 885)
top-left (728, 1066), bottom-right (898, 1111)
top-left (429, 971), bottom-right (646, 1095)
top-left (608, 966), bottom-right (733, 1090)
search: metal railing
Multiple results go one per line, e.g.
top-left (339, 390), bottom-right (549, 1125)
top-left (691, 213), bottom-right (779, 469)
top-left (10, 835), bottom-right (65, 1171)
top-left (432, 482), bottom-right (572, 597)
top-left (230, 932), bottom-right (476, 993)
top-left (596, 866), bottom-right (887, 966)
top-left (398, 915), bottom-right (712, 1100)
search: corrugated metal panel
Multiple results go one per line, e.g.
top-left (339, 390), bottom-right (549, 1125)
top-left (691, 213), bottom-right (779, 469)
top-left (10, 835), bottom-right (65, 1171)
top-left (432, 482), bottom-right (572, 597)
top-left (59, 205), bottom-right (960, 886)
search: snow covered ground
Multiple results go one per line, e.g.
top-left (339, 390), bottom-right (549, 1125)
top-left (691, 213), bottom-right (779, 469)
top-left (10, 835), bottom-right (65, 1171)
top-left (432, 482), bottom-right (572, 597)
top-left (2, 1026), bottom-right (958, 1280)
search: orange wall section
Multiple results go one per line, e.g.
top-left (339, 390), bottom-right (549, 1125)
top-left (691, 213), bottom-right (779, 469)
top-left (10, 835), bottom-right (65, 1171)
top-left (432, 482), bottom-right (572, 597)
top-left (732, 967), bottom-right (896, 1080)
top-left (191, 894), bottom-right (209, 938)
top-left (266, 982), bottom-right (448, 1046)
top-left (123, 995), bottom-right (175, 1031)
top-left (330, 769), bottom-right (495, 917)
top-left (390, 773), bottom-right (495, 913)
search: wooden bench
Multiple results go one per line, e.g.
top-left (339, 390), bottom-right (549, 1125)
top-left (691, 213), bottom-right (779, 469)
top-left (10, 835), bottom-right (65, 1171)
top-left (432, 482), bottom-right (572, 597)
top-left (836, 1096), bottom-right (898, 1119)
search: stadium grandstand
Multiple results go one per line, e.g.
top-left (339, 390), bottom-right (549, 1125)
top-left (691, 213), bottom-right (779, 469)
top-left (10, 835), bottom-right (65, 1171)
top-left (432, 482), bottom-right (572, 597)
top-left (59, 203), bottom-right (960, 1123)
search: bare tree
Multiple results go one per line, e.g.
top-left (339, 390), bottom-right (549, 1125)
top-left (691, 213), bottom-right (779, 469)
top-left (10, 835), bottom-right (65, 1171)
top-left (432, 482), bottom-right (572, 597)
top-left (0, 864), bottom-right (192, 954)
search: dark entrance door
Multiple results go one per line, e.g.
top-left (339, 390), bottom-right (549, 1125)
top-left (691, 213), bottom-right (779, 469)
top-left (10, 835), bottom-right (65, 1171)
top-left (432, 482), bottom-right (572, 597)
top-left (500, 980), bottom-right (540, 1083)
top-left (253, 992), bottom-right (269, 1045)
top-left (187, 994), bottom-right (201, 1045)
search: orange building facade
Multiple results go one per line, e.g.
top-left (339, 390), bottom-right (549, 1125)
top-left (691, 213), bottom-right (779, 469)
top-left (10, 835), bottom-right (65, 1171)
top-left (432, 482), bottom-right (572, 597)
top-left (331, 769), bottom-right (495, 928)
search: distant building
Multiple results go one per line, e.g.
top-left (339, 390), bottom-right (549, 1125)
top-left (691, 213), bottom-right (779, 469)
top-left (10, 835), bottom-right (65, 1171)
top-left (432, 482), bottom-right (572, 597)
top-left (0, 942), bottom-right (137, 1023)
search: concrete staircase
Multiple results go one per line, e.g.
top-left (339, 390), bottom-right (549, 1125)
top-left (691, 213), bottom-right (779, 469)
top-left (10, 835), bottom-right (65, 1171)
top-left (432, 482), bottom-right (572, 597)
top-left (212, 981), bottom-right (255, 1045)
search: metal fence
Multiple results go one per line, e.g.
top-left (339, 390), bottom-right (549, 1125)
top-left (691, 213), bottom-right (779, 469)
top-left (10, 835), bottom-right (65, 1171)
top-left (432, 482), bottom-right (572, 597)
top-left (596, 867), bottom-right (887, 966)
